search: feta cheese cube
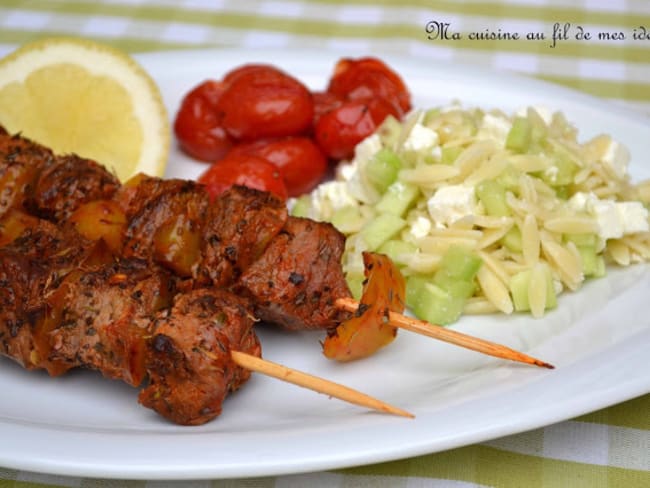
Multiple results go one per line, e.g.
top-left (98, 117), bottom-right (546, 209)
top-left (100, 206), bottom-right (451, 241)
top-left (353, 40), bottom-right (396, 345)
top-left (567, 192), bottom-right (648, 240)
top-left (337, 161), bottom-right (357, 181)
top-left (591, 199), bottom-right (623, 240)
top-left (617, 201), bottom-right (649, 234)
top-left (476, 113), bottom-right (512, 147)
top-left (427, 184), bottom-right (476, 227)
top-left (601, 139), bottom-right (629, 179)
top-left (353, 133), bottom-right (382, 163)
top-left (403, 123), bottom-right (439, 152)
top-left (567, 192), bottom-right (591, 213)
top-left (408, 216), bottom-right (432, 240)
top-left (568, 192), bottom-right (623, 240)
top-left (309, 181), bottom-right (358, 219)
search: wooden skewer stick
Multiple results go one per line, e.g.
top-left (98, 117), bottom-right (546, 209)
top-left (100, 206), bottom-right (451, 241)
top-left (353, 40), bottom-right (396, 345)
top-left (335, 297), bottom-right (555, 369)
top-left (230, 350), bottom-right (414, 418)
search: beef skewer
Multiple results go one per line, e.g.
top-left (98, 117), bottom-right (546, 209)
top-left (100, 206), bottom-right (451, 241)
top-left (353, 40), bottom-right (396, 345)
top-left (1, 129), bottom-right (553, 367)
top-left (0, 221), bottom-right (411, 424)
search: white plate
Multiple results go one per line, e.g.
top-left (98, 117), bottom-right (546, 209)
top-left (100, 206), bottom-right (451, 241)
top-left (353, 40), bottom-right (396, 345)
top-left (1, 49), bottom-right (649, 480)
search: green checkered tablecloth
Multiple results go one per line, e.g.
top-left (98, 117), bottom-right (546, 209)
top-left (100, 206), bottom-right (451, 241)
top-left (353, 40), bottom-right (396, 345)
top-left (0, 1), bottom-right (648, 487)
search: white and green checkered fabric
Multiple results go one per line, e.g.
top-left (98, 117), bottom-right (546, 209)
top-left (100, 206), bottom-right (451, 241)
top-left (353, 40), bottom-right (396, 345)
top-left (0, 0), bottom-right (649, 113)
top-left (0, 1), bottom-right (648, 487)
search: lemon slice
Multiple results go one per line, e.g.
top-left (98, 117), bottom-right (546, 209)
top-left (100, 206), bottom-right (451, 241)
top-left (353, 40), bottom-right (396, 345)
top-left (0, 37), bottom-right (169, 181)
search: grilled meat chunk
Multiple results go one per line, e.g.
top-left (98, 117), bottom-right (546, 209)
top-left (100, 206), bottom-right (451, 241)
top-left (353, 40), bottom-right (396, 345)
top-left (237, 216), bottom-right (351, 331)
top-left (0, 219), bottom-right (115, 374)
top-left (118, 176), bottom-right (209, 278)
top-left (48, 259), bottom-right (176, 386)
top-left (0, 130), bottom-right (118, 223)
top-left (0, 249), bottom-right (40, 369)
top-left (197, 185), bottom-right (288, 287)
top-left (139, 288), bottom-right (261, 425)
top-left (26, 153), bottom-right (120, 222)
top-left (0, 131), bottom-right (55, 217)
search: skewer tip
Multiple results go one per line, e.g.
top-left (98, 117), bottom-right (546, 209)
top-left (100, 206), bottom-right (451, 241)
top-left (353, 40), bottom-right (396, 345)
top-left (537, 360), bottom-right (555, 370)
top-left (230, 350), bottom-right (414, 418)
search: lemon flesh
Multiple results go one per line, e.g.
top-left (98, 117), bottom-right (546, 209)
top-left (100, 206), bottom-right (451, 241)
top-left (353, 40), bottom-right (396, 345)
top-left (0, 38), bottom-right (169, 181)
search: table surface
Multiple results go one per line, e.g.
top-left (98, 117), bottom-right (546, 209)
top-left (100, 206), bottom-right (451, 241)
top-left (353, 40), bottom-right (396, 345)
top-left (0, 1), bottom-right (648, 487)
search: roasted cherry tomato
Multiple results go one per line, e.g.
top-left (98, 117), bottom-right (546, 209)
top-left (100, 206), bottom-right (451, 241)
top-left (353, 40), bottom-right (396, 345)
top-left (198, 153), bottom-right (288, 201)
top-left (327, 57), bottom-right (411, 115)
top-left (217, 66), bottom-right (314, 141)
top-left (323, 252), bottom-right (406, 362)
top-left (222, 64), bottom-right (280, 84)
top-left (226, 137), bottom-right (327, 197)
top-left (311, 90), bottom-right (343, 126)
top-left (173, 80), bottom-right (233, 162)
top-left (314, 97), bottom-right (400, 160)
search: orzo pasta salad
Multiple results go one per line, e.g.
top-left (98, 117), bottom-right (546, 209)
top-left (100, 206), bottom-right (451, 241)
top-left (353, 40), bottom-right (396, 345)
top-left (292, 105), bottom-right (650, 325)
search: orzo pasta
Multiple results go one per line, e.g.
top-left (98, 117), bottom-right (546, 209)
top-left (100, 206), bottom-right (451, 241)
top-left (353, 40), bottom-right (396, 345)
top-left (292, 105), bottom-right (650, 325)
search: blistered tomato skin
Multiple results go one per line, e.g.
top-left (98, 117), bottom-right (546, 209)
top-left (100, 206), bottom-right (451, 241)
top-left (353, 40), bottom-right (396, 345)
top-left (314, 97), bottom-right (399, 161)
top-left (217, 68), bottom-right (314, 141)
top-left (198, 153), bottom-right (289, 201)
top-left (327, 57), bottom-right (411, 115)
top-left (173, 80), bottom-right (233, 162)
top-left (226, 137), bottom-right (328, 197)
top-left (222, 64), bottom-right (281, 84)
top-left (311, 91), bottom-right (344, 126)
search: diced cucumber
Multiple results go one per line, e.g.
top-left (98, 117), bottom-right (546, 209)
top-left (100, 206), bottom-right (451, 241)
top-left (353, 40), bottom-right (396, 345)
top-left (405, 247), bottom-right (482, 324)
top-left (501, 227), bottom-right (523, 253)
top-left (495, 164), bottom-right (520, 192)
top-left (411, 282), bottom-right (466, 325)
top-left (366, 148), bottom-right (401, 192)
top-left (290, 195), bottom-right (311, 218)
top-left (576, 245), bottom-right (606, 278)
top-left (509, 270), bottom-right (530, 312)
top-left (405, 274), bottom-right (430, 309)
top-left (506, 116), bottom-right (531, 153)
top-left (509, 265), bottom-right (557, 312)
top-left (564, 233), bottom-right (597, 247)
top-left (375, 181), bottom-right (420, 217)
top-left (422, 108), bottom-right (441, 126)
top-left (433, 246), bottom-right (481, 299)
top-left (377, 239), bottom-right (417, 265)
top-left (377, 115), bottom-right (403, 149)
top-left (330, 206), bottom-right (366, 234)
top-left (538, 141), bottom-right (579, 186)
top-left (476, 180), bottom-right (510, 217)
top-left (527, 109), bottom-right (548, 146)
top-left (433, 277), bottom-right (476, 300)
top-left (441, 146), bottom-right (463, 165)
top-left (358, 213), bottom-right (406, 251)
top-left (345, 272), bottom-right (365, 301)
top-left (554, 186), bottom-right (570, 200)
top-left (549, 156), bottom-right (578, 186)
top-left (435, 245), bottom-right (483, 281)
